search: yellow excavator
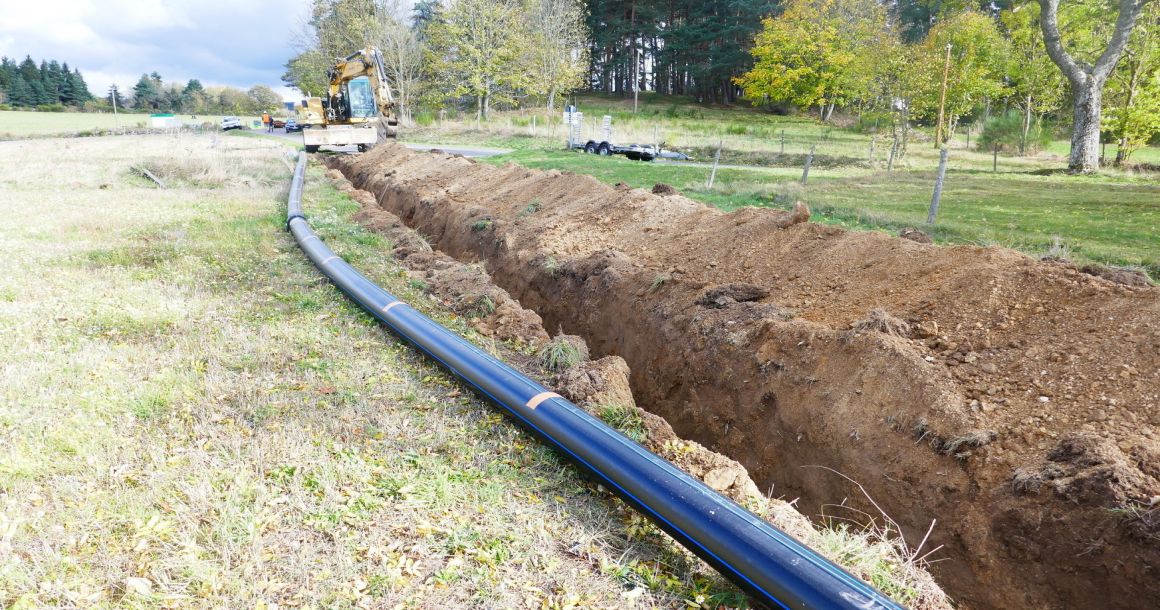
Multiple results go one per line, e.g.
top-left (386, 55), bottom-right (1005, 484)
top-left (300, 47), bottom-right (398, 153)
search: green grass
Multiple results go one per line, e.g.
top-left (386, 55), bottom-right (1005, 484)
top-left (0, 110), bottom-right (264, 138)
top-left (0, 133), bottom-right (750, 609)
top-left (537, 336), bottom-right (585, 371)
top-left (802, 171), bottom-right (1160, 277)
top-left (479, 139), bottom-right (1158, 281)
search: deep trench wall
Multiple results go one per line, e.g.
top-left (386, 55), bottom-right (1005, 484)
top-left (332, 145), bottom-right (1160, 610)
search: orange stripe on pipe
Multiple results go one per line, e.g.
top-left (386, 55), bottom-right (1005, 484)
top-left (525, 392), bottom-right (560, 410)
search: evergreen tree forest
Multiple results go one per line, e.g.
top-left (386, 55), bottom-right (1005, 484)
top-left (585, 0), bottom-right (778, 103)
top-left (0, 55), bottom-right (94, 108)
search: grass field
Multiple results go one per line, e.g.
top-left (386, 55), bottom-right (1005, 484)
top-left (403, 93), bottom-right (1158, 281)
top-left (480, 148), bottom-right (1158, 278)
top-left (0, 111), bottom-right (264, 138)
top-left (0, 134), bottom-right (764, 609)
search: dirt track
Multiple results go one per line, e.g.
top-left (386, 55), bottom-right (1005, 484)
top-left (331, 144), bottom-right (1160, 609)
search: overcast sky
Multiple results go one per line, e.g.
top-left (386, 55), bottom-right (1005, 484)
top-left (0, 0), bottom-right (310, 100)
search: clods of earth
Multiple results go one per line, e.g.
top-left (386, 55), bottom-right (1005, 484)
top-left (328, 144), bottom-right (1158, 610)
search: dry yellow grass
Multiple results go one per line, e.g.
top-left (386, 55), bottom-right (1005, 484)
top-left (0, 134), bottom-right (752, 609)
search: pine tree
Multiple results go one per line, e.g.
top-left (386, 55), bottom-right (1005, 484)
top-left (70, 69), bottom-right (92, 103)
top-left (58, 62), bottom-right (76, 104)
top-left (133, 73), bottom-right (160, 109)
top-left (18, 55), bottom-right (38, 84)
top-left (41, 60), bottom-right (61, 104)
top-left (0, 57), bottom-right (14, 96)
top-left (9, 74), bottom-right (33, 106)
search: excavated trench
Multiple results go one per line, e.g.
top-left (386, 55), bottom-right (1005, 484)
top-left (330, 144), bottom-right (1160, 609)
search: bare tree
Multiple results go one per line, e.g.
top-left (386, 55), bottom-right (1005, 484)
top-left (1038, 0), bottom-right (1153, 173)
top-left (373, 0), bottom-right (424, 126)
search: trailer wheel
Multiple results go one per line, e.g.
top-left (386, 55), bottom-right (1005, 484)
top-left (305, 145), bottom-right (320, 153)
top-left (598, 142), bottom-right (612, 156)
top-left (583, 141), bottom-right (597, 154)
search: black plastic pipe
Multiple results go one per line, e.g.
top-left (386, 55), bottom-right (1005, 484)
top-left (286, 152), bottom-right (906, 610)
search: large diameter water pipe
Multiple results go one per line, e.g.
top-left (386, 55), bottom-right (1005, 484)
top-left (286, 152), bottom-right (906, 610)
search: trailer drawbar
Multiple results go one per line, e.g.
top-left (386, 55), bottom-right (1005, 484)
top-left (285, 152), bottom-right (906, 610)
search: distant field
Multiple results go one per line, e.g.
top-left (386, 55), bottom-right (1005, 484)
top-left (0, 110), bottom-right (263, 137)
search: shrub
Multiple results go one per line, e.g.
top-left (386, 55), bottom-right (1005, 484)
top-left (852, 111), bottom-right (892, 134)
top-left (37, 103), bottom-right (67, 113)
top-left (978, 111), bottom-right (1051, 155)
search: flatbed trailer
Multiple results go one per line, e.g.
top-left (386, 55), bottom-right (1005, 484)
top-left (575, 140), bottom-right (657, 161)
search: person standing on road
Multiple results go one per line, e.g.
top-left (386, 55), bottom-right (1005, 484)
top-left (262, 112), bottom-right (271, 132)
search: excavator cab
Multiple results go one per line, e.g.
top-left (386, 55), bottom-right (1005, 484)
top-left (345, 77), bottom-right (377, 119)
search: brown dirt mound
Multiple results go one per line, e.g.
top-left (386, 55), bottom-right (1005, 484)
top-left (342, 177), bottom-right (949, 606)
top-left (1080, 263), bottom-right (1152, 287)
top-left (350, 191), bottom-right (548, 344)
top-left (333, 144), bottom-right (1160, 610)
top-left (899, 228), bottom-right (934, 244)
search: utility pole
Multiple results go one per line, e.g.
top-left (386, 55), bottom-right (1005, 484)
top-left (935, 43), bottom-right (952, 147)
top-left (109, 84), bottom-right (120, 129)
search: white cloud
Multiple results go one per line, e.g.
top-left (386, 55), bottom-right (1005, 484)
top-left (0, 0), bottom-right (306, 99)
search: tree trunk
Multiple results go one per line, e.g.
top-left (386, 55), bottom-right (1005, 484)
top-left (927, 147), bottom-right (950, 224)
top-left (476, 95), bottom-right (483, 122)
top-left (1021, 95), bottom-right (1033, 156)
top-left (1038, 0), bottom-right (1148, 174)
top-left (1069, 83), bottom-right (1102, 172)
top-left (548, 87), bottom-right (557, 112)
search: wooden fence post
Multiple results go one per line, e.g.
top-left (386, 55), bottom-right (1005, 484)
top-left (801, 144), bottom-right (816, 185)
top-left (707, 140), bottom-right (723, 189)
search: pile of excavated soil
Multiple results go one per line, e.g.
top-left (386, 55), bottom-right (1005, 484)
top-left (332, 144), bottom-right (1159, 610)
top-left (329, 170), bottom-right (950, 607)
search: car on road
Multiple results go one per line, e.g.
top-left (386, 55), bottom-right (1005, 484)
top-left (284, 118), bottom-right (301, 132)
top-left (221, 116), bottom-right (242, 131)
top-left (272, 118), bottom-right (286, 128)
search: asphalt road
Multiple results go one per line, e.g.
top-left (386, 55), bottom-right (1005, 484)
top-left (253, 127), bottom-right (510, 158)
